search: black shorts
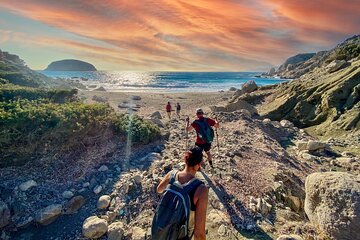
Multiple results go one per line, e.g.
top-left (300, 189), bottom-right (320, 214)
top-left (195, 142), bottom-right (211, 152)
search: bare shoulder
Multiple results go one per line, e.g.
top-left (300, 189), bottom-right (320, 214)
top-left (196, 183), bottom-right (209, 197)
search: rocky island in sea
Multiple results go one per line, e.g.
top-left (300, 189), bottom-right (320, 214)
top-left (45, 59), bottom-right (97, 71)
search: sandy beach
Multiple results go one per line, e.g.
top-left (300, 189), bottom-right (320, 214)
top-left (81, 89), bottom-right (234, 119)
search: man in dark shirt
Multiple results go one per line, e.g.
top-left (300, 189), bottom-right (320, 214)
top-left (186, 108), bottom-right (219, 167)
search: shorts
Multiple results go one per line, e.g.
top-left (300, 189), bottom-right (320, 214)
top-left (195, 142), bottom-right (211, 152)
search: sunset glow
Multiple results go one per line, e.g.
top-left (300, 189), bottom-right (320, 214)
top-left (1, 0), bottom-right (359, 71)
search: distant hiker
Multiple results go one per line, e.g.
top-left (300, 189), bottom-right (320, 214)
top-left (176, 102), bottom-right (181, 118)
top-left (152, 146), bottom-right (208, 240)
top-left (166, 102), bottom-right (172, 119)
top-left (186, 108), bottom-right (219, 167)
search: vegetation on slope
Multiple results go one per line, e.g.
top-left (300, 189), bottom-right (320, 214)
top-left (0, 84), bottom-right (160, 167)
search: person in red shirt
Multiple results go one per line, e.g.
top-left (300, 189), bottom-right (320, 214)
top-left (166, 102), bottom-right (172, 119)
top-left (186, 108), bottom-right (219, 167)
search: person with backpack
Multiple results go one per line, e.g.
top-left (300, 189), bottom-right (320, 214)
top-left (152, 146), bottom-right (208, 240)
top-left (186, 108), bottom-right (219, 167)
top-left (176, 102), bottom-right (181, 118)
top-left (166, 102), bottom-right (172, 119)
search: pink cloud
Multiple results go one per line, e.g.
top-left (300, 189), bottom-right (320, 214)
top-left (0, 0), bottom-right (359, 70)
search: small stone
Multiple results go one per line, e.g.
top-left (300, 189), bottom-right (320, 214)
top-left (97, 195), bottom-right (111, 210)
top-left (133, 175), bottom-right (142, 184)
top-left (62, 191), bottom-right (74, 199)
top-left (108, 222), bottom-right (125, 240)
top-left (16, 216), bottom-right (34, 228)
top-left (93, 185), bottom-right (103, 195)
top-left (19, 180), bottom-right (37, 191)
top-left (218, 224), bottom-right (227, 236)
top-left (82, 216), bottom-right (108, 239)
top-left (98, 165), bottom-right (109, 172)
top-left (131, 226), bottom-right (146, 240)
top-left (0, 201), bottom-right (11, 228)
top-left (277, 234), bottom-right (303, 240)
top-left (83, 182), bottom-right (90, 188)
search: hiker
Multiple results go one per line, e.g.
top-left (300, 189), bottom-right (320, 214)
top-left (166, 101), bottom-right (172, 119)
top-left (186, 108), bottom-right (219, 167)
top-left (152, 146), bottom-right (208, 240)
top-left (176, 102), bottom-right (181, 118)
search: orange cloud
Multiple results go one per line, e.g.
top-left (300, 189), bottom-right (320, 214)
top-left (1, 0), bottom-right (359, 70)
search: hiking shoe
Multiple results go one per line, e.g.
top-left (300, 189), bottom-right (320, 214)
top-left (209, 161), bottom-right (214, 168)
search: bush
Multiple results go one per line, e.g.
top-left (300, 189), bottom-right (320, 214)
top-left (0, 96), bottom-right (160, 167)
top-left (0, 84), bottom-right (78, 103)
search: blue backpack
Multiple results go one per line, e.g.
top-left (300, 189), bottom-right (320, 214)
top-left (194, 118), bottom-right (214, 143)
top-left (151, 171), bottom-right (203, 240)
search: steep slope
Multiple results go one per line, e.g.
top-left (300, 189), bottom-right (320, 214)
top-left (45, 59), bottom-right (97, 71)
top-left (272, 35), bottom-right (360, 79)
top-left (0, 49), bottom-right (57, 87)
top-left (258, 35), bottom-right (360, 138)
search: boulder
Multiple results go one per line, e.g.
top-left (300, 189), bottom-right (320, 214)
top-left (107, 222), bottom-right (125, 240)
top-left (97, 195), bottom-right (111, 210)
top-left (83, 216), bottom-right (108, 239)
top-left (210, 99), bottom-right (257, 115)
top-left (229, 87), bottom-right (237, 91)
top-left (306, 140), bottom-right (327, 151)
top-left (0, 201), bottom-right (10, 228)
top-left (149, 118), bottom-right (165, 128)
top-left (280, 119), bottom-right (294, 128)
top-left (327, 60), bottom-right (349, 73)
top-left (131, 95), bottom-right (141, 100)
top-left (150, 111), bottom-right (162, 119)
top-left (94, 86), bottom-right (106, 91)
top-left (64, 196), bottom-right (86, 214)
top-left (305, 172), bottom-right (360, 239)
top-left (19, 180), bottom-right (37, 191)
top-left (92, 95), bottom-right (108, 103)
top-left (35, 204), bottom-right (63, 225)
top-left (241, 80), bottom-right (258, 94)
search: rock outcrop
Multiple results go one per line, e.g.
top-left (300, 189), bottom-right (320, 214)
top-left (259, 36), bottom-right (360, 137)
top-left (305, 172), bottom-right (360, 240)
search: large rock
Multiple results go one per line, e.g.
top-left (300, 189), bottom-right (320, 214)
top-left (35, 204), bottom-right (63, 225)
top-left (19, 180), bottom-right (37, 191)
top-left (107, 222), bottom-right (125, 240)
top-left (327, 60), bottom-right (349, 73)
top-left (83, 216), bottom-right (108, 239)
top-left (306, 140), bottom-right (327, 151)
top-left (64, 196), bottom-right (86, 214)
top-left (210, 99), bottom-right (257, 115)
top-left (0, 201), bottom-right (10, 228)
top-left (305, 172), bottom-right (360, 239)
top-left (150, 111), bottom-right (162, 119)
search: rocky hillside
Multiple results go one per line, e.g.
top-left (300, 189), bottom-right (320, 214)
top-left (45, 59), bottom-right (97, 71)
top-left (255, 36), bottom-right (360, 141)
top-left (269, 35), bottom-right (360, 79)
top-left (0, 49), bottom-right (57, 87)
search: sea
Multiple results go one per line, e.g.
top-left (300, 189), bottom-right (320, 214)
top-left (39, 71), bottom-right (286, 92)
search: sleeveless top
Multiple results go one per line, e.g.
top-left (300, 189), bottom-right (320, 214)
top-left (174, 172), bottom-right (202, 237)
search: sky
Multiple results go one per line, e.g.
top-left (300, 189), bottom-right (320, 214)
top-left (0, 0), bottom-right (359, 71)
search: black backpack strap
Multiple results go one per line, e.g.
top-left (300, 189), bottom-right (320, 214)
top-left (169, 170), bottom-right (178, 184)
top-left (183, 178), bottom-right (203, 193)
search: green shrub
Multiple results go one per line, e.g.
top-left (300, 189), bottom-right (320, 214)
top-left (0, 97), bottom-right (160, 167)
top-left (0, 84), bottom-right (78, 103)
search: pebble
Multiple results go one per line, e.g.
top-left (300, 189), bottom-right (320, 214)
top-left (93, 185), bottom-right (103, 194)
